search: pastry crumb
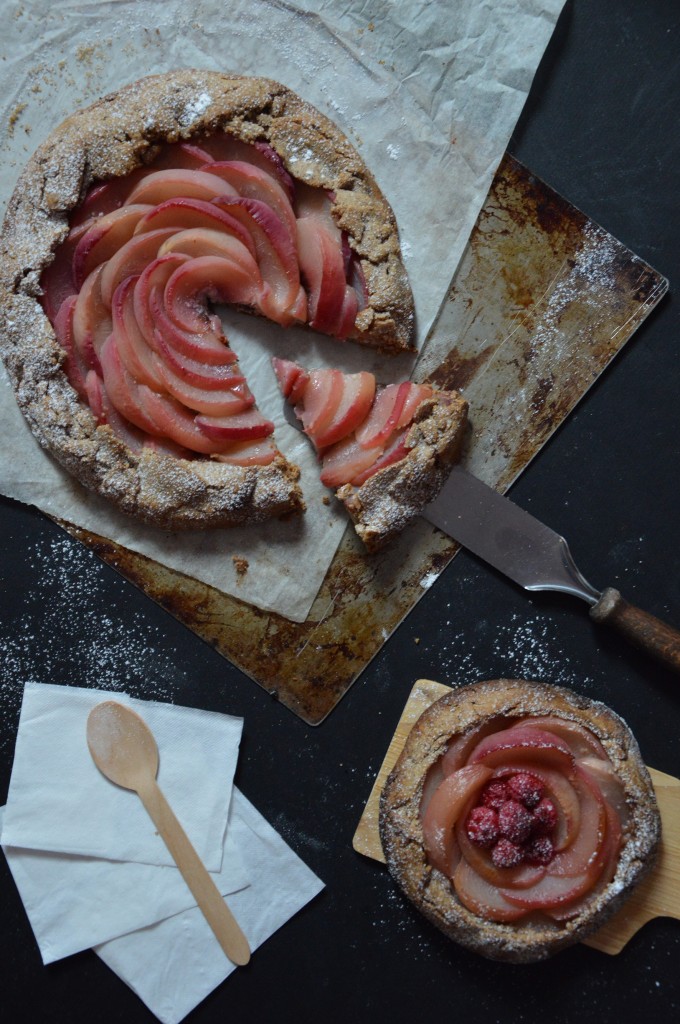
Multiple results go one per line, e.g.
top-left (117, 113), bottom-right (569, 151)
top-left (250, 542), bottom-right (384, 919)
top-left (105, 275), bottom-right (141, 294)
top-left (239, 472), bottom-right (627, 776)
top-left (232, 555), bottom-right (249, 578)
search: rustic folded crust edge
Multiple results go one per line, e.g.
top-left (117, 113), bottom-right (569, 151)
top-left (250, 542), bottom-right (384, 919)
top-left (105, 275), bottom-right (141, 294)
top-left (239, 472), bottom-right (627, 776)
top-left (379, 678), bottom-right (661, 963)
top-left (0, 69), bottom-right (415, 530)
top-left (337, 390), bottom-right (469, 552)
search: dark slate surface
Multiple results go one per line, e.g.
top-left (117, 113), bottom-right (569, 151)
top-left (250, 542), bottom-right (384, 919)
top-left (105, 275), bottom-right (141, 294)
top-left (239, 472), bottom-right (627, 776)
top-left (1, 1), bottom-right (678, 1021)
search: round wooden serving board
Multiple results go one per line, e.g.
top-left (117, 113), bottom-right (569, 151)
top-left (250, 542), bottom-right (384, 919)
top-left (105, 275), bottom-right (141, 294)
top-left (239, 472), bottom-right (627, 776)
top-left (352, 679), bottom-right (680, 955)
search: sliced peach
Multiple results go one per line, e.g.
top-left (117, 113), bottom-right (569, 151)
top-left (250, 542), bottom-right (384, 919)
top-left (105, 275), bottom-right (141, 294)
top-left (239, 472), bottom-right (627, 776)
top-left (355, 383), bottom-right (410, 449)
top-left (455, 824), bottom-right (546, 890)
top-left (132, 197), bottom-right (257, 257)
top-left (158, 227), bottom-right (259, 267)
top-left (313, 372), bottom-right (376, 449)
top-left (163, 254), bottom-right (265, 332)
top-left (546, 765), bottom-right (607, 878)
top-left (133, 254), bottom-right (190, 345)
top-left (134, 386), bottom-right (235, 454)
top-left (195, 409), bottom-right (275, 442)
top-left (72, 265), bottom-right (111, 370)
top-left (148, 140), bottom-right (216, 171)
top-left (296, 369), bottom-right (344, 440)
top-left (149, 289), bottom-right (236, 366)
top-left (518, 717), bottom-right (608, 760)
top-left (71, 169), bottom-right (151, 226)
top-left (212, 196), bottom-right (305, 325)
top-left (578, 756), bottom-right (629, 826)
top-left (297, 215), bottom-right (348, 336)
top-left (420, 764), bottom-right (493, 878)
top-left (200, 135), bottom-right (296, 201)
top-left (500, 865), bottom-right (600, 911)
top-left (98, 387), bottom-right (148, 451)
top-left (72, 204), bottom-right (153, 288)
top-left (151, 356), bottom-right (252, 417)
top-left (439, 719), bottom-right (510, 777)
top-left (396, 384), bottom-right (434, 428)
top-left (54, 296), bottom-right (88, 399)
top-left (349, 429), bottom-right (410, 487)
top-left (153, 330), bottom-right (245, 391)
top-left (110, 277), bottom-right (164, 389)
top-left (204, 160), bottom-right (297, 239)
top-left (271, 357), bottom-right (309, 404)
top-left (213, 437), bottom-right (278, 467)
top-left (124, 168), bottom-right (239, 206)
top-left (320, 436), bottom-right (383, 489)
top-left (84, 370), bottom-right (105, 423)
top-left (467, 725), bottom-right (575, 772)
top-left (100, 228), bottom-right (177, 307)
top-left (99, 336), bottom-right (163, 435)
top-left (546, 803), bottom-right (622, 922)
top-left (454, 858), bottom-right (528, 922)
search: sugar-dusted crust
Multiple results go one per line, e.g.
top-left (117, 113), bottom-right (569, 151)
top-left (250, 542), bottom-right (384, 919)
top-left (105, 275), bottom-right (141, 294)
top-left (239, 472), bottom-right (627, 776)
top-left (337, 390), bottom-right (469, 552)
top-left (379, 679), bottom-right (661, 963)
top-left (0, 69), bottom-right (414, 530)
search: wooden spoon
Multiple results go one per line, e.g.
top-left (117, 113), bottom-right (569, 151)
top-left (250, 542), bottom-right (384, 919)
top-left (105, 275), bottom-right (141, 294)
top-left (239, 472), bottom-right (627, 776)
top-left (86, 700), bottom-right (250, 966)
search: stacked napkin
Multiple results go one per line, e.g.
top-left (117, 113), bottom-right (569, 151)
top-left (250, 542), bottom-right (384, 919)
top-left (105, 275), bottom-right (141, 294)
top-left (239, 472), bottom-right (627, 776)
top-left (1, 682), bottom-right (324, 1023)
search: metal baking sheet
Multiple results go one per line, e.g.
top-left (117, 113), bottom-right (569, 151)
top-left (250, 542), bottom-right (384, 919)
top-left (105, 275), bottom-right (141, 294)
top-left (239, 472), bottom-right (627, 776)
top-left (61, 155), bottom-right (668, 724)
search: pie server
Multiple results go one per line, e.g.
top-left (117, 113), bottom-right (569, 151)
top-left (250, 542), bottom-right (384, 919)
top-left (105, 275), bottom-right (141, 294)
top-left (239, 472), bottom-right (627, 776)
top-left (283, 404), bottom-right (680, 671)
top-left (424, 466), bottom-right (680, 672)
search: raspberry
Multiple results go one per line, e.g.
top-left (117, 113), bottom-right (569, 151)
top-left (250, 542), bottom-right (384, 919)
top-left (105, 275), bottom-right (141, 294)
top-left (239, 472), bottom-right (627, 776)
top-left (498, 799), bottom-right (534, 844)
top-left (525, 835), bottom-right (555, 866)
top-left (532, 797), bottom-right (558, 835)
top-left (491, 838), bottom-right (524, 869)
top-left (465, 806), bottom-right (499, 848)
top-left (506, 772), bottom-right (544, 809)
top-left (481, 780), bottom-right (509, 810)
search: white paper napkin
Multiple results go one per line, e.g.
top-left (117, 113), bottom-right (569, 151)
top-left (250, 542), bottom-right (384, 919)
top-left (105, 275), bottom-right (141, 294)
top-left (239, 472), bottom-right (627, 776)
top-left (1, 791), bottom-right (325, 1024)
top-left (0, 683), bottom-right (325, 1023)
top-left (1, 682), bottom-right (243, 869)
top-left (96, 790), bottom-right (324, 1024)
top-left (0, 803), bottom-right (250, 964)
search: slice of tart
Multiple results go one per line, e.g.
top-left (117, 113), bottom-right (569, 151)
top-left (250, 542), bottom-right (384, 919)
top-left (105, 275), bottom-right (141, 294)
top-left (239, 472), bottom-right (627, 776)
top-left (273, 357), bottom-right (469, 551)
top-left (0, 70), bottom-right (414, 531)
top-left (379, 679), bottom-right (661, 962)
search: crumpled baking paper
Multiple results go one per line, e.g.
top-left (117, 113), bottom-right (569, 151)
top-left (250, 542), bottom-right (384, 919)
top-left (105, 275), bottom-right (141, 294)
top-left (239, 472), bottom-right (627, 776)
top-left (1, 682), bottom-right (324, 1023)
top-left (0, 0), bottom-right (565, 621)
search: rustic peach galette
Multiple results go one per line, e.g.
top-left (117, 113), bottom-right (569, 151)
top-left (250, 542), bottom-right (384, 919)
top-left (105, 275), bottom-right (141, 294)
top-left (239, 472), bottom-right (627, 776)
top-left (273, 358), bottom-right (468, 551)
top-left (0, 69), bottom-right (455, 542)
top-left (379, 679), bottom-right (661, 962)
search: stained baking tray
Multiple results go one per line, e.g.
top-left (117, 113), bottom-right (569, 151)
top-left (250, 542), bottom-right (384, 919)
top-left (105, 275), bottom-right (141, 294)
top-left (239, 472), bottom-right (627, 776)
top-left (61, 154), bottom-right (668, 724)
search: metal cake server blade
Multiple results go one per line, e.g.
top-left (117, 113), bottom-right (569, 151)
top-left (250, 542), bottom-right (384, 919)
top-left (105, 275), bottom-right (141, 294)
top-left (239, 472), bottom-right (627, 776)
top-left (282, 400), bottom-right (680, 671)
top-left (424, 466), bottom-right (680, 672)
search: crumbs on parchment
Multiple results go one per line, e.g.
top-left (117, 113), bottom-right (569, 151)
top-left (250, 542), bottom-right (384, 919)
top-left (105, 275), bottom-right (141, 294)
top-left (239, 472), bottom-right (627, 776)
top-left (232, 555), bottom-right (249, 579)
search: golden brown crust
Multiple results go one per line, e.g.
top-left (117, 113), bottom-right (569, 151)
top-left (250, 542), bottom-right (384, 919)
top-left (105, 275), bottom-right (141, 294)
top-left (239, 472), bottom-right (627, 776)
top-left (379, 679), bottom-right (661, 963)
top-left (0, 69), bottom-right (414, 531)
top-left (337, 391), bottom-right (469, 552)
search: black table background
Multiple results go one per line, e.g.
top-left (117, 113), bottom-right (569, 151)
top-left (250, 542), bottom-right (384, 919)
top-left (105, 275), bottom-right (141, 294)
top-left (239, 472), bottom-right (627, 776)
top-left (1, 1), bottom-right (678, 1021)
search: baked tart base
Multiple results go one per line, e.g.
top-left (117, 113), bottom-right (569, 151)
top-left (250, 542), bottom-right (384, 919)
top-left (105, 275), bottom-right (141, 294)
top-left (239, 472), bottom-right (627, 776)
top-left (379, 679), bottom-right (661, 962)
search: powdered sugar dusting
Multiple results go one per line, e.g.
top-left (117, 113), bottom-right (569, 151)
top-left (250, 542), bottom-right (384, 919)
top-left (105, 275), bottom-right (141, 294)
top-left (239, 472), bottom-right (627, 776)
top-left (0, 533), bottom-right (187, 754)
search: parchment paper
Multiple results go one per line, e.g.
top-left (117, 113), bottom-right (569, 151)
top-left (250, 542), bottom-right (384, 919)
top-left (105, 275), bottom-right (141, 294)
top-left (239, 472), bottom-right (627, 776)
top-left (0, 0), bottom-right (565, 622)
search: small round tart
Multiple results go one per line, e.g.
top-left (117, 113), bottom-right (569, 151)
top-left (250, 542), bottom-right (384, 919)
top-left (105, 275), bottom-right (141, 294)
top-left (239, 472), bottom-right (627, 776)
top-left (0, 69), bottom-right (414, 530)
top-left (379, 679), bottom-right (661, 963)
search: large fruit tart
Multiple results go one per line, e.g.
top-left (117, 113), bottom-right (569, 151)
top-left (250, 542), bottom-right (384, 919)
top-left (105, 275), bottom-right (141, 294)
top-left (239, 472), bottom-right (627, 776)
top-left (0, 69), bottom-right (440, 535)
top-left (379, 679), bottom-right (661, 962)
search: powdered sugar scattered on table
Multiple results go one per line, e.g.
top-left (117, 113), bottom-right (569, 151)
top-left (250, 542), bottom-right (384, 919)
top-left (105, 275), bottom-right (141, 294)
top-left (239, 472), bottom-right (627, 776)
top-left (0, 534), bottom-right (187, 753)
